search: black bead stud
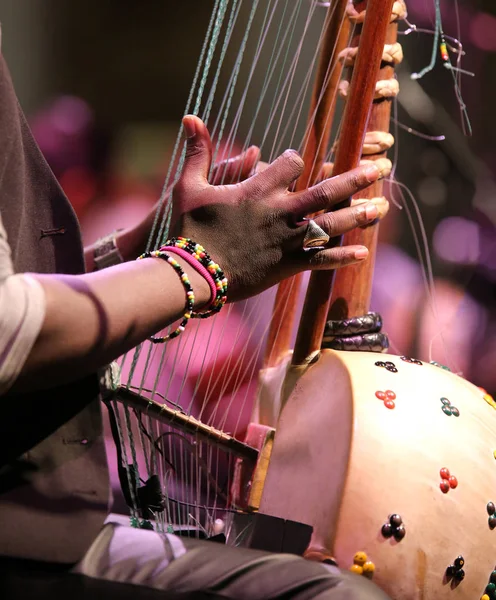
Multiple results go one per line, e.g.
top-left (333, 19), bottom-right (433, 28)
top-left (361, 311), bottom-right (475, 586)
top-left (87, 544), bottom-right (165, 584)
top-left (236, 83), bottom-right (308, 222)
top-left (389, 514), bottom-right (402, 527)
top-left (381, 514), bottom-right (405, 542)
top-left (394, 524), bottom-right (406, 541)
top-left (446, 556), bottom-right (465, 583)
top-left (381, 523), bottom-right (393, 538)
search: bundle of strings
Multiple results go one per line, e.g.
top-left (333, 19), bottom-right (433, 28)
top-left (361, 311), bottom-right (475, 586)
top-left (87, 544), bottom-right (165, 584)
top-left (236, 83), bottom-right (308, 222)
top-left (107, 0), bottom-right (472, 537)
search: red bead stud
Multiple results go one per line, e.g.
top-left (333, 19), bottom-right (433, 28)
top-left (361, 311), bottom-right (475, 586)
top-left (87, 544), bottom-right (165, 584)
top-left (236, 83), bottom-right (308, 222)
top-left (440, 468), bottom-right (450, 480)
top-left (440, 480), bottom-right (450, 494)
top-left (439, 468), bottom-right (457, 493)
top-left (449, 476), bottom-right (458, 489)
top-left (376, 390), bottom-right (397, 409)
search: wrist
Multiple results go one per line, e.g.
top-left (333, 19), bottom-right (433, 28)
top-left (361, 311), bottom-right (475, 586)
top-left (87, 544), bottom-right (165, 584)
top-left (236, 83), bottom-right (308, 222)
top-left (171, 255), bottom-right (211, 310)
top-left (163, 237), bottom-right (228, 318)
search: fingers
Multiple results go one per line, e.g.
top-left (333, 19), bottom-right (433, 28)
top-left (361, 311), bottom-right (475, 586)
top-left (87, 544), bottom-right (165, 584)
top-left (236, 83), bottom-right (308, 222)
top-left (311, 201), bottom-right (380, 238)
top-left (305, 245), bottom-right (370, 270)
top-left (352, 196), bottom-right (390, 220)
top-left (180, 115), bottom-right (213, 192)
top-left (247, 149), bottom-right (304, 196)
top-left (210, 146), bottom-right (261, 185)
top-left (287, 164), bottom-right (380, 217)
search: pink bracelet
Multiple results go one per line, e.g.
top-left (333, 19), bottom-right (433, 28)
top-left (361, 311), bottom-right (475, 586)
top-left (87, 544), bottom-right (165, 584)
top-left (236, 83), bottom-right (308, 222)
top-left (161, 246), bottom-right (217, 308)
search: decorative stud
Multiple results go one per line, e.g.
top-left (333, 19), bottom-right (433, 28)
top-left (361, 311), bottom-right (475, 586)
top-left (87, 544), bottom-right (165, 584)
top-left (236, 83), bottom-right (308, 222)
top-left (430, 361), bottom-right (451, 372)
top-left (349, 551), bottom-right (375, 579)
top-left (375, 390), bottom-right (396, 409)
top-left (400, 356), bottom-right (422, 365)
top-left (381, 514), bottom-right (406, 542)
top-left (446, 555), bottom-right (465, 582)
top-left (487, 502), bottom-right (496, 530)
top-left (481, 568), bottom-right (496, 600)
top-left (449, 476), bottom-right (458, 489)
top-left (440, 397), bottom-right (460, 417)
top-left (440, 468), bottom-right (457, 493)
top-left (375, 360), bottom-right (398, 373)
top-left (481, 388), bottom-right (496, 410)
top-left (353, 552), bottom-right (367, 566)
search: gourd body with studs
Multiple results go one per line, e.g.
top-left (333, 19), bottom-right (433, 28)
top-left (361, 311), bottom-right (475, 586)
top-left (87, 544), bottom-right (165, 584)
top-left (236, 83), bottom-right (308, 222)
top-left (259, 349), bottom-right (496, 599)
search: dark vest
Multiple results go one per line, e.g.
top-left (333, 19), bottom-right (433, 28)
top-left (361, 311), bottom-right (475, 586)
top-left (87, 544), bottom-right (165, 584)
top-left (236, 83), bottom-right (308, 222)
top-left (0, 55), bottom-right (109, 563)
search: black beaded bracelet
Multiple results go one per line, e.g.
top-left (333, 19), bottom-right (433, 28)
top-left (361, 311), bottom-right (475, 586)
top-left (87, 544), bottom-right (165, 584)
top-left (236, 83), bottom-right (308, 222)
top-left (137, 249), bottom-right (194, 343)
top-left (164, 237), bottom-right (228, 318)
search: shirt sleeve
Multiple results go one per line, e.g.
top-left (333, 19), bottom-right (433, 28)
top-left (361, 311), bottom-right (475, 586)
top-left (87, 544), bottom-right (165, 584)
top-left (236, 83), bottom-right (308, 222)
top-left (0, 212), bottom-right (46, 395)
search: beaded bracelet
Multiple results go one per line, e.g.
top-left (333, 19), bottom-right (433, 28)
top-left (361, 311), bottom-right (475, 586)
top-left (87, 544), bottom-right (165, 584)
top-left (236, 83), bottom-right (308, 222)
top-left (137, 249), bottom-right (194, 343)
top-left (162, 246), bottom-right (217, 308)
top-left (163, 237), bottom-right (228, 318)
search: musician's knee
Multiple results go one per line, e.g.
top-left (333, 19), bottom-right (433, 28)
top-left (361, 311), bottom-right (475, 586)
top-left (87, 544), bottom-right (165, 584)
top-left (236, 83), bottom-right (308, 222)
top-left (320, 564), bottom-right (393, 599)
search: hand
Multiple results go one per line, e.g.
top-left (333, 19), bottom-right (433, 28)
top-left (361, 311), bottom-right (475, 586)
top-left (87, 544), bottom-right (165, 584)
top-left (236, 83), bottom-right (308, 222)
top-left (172, 115), bottom-right (382, 302)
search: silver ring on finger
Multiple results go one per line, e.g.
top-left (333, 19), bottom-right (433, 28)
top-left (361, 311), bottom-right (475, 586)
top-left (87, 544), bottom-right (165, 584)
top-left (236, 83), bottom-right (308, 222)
top-left (302, 218), bottom-right (330, 250)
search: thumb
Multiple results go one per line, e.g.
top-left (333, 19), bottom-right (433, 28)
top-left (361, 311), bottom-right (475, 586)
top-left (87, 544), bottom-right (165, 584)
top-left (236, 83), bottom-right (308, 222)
top-left (181, 115), bottom-right (213, 190)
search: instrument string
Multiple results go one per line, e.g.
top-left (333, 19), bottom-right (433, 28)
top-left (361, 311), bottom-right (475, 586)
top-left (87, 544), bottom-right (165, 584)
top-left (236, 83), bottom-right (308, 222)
top-left (206, 1), bottom-right (331, 404)
top-left (118, 0), bottom-right (235, 526)
top-left (384, 178), bottom-right (459, 372)
top-left (184, 2), bottom-right (312, 428)
top-left (266, 2), bottom-right (320, 160)
top-left (404, 1), bottom-right (473, 136)
top-left (203, 0), bottom-right (243, 130)
top-left (144, 0), bottom-right (224, 255)
top-left (216, 0), bottom-right (305, 173)
top-left (169, 2), bottom-right (286, 426)
top-left (182, 0), bottom-right (344, 480)
top-left (211, 0), bottom-right (280, 166)
top-left (237, 0), bottom-right (296, 156)
top-left (209, 0), bottom-right (262, 168)
top-left (110, 0), bottom-right (476, 536)
top-left (124, 0), bottom-right (234, 442)
top-left (211, 5), bottom-right (342, 423)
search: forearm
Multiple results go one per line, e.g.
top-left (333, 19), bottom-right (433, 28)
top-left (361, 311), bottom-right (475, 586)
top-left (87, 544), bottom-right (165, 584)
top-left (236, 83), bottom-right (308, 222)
top-left (10, 255), bottom-right (210, 393)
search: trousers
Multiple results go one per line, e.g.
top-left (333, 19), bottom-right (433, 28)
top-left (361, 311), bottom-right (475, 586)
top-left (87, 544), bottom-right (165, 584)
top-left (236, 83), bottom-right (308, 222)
top-left (72, 514), bottom-right (392, 600)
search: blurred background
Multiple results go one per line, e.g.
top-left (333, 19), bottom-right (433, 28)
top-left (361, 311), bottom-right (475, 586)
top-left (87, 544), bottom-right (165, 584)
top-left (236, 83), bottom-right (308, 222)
top-left (1, 0), bottom-right (494, 390)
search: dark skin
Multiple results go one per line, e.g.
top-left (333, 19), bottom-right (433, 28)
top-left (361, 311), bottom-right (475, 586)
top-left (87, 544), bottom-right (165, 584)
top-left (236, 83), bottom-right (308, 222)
top-left (12, 115), bottom-right (382, 392)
